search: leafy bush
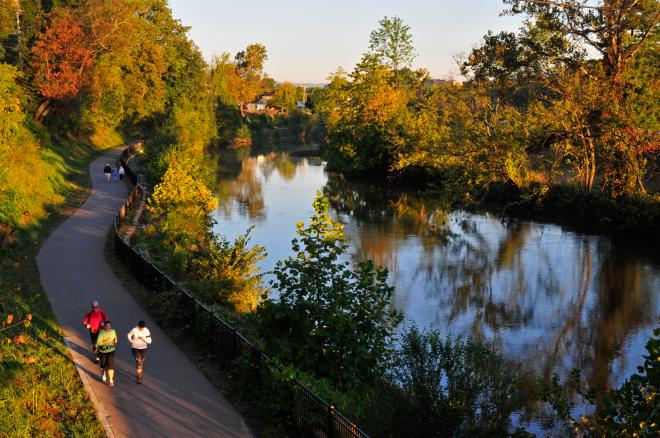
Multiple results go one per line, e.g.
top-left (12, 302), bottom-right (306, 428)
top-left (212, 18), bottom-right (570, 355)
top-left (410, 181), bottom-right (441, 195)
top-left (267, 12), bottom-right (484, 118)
top-left (189, 227), bottom-right (267, 313)
top-left (254, 193), bottom-right (402, 387)
top-left (147, 158), bottom-right (218, 253)
top-left (545, 326), bottom-right (659, 437)
top-left (0, 64), bottom-right (62, 239)
top-left (389, 325), bottom-right (525, 437)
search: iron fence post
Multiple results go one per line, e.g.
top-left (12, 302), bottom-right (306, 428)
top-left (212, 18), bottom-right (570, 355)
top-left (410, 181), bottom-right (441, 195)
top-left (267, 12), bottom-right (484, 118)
top-left (232, 327), bottom-right (237, 359)
top-left (327, 405), bottom-right (335, 438)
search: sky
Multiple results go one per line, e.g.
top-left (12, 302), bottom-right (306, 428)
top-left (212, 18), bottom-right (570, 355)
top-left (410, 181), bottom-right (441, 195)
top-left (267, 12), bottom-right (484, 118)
top-left (168, 0), bottom-right (524, 84)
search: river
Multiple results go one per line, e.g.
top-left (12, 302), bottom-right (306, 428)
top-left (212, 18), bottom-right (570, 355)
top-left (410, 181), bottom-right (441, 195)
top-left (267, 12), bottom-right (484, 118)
top-left (212, 149), bottom-right (659, 417)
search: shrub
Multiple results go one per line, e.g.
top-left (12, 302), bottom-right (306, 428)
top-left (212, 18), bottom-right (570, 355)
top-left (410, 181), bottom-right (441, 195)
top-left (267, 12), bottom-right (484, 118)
top-left (389, 325), bottom-right (524, 437)
top-left (189, 227), bottom-right (267, 313)
top-left (254, 193), bottom-right (402, 387)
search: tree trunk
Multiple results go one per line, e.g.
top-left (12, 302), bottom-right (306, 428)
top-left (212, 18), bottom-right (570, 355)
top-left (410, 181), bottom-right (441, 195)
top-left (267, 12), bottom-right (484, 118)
top-left (35, 100), bottom-right (52, 123)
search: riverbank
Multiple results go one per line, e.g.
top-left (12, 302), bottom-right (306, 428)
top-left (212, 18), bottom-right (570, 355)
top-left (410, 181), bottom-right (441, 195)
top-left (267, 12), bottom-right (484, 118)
top-left (0, 130), bottom-right (123, 436)
top-left (328, 163), bottom-right (660, 247)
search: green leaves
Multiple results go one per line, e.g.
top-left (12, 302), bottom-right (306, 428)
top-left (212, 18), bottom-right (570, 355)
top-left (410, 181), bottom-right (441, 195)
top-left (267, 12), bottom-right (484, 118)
top-left (392, 326), bottom-right (523, 437)
top-left (368, 16), bottom-right (416, 72)
top-left (255, 192), bottom-right (401, 387)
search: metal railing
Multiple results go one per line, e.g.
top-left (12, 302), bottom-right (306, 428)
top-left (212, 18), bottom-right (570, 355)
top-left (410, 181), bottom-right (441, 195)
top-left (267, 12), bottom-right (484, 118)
top-left (113, 143), bottom-right (369, 438)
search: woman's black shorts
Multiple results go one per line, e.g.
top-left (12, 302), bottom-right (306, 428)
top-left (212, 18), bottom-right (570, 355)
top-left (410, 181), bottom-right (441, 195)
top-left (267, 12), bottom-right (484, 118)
top-left (99, 351), bottom-right (115, 370)
top-left (132, 348), bottom-right (147, 369)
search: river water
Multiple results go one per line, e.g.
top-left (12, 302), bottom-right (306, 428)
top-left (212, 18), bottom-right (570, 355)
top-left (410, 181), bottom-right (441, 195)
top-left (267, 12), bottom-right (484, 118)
top-left (212, 150), bottom-right (659, 402)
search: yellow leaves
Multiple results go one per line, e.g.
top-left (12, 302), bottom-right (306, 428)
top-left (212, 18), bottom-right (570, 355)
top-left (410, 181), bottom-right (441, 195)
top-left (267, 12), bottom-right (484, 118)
top-left (2, 313), bottom-right (32, 329)
top-left (361, 83), bottom-right (406, 126)
top-left (26, 356), bottom-right (36, 364)
top-left (149, 161), bottom-right (218, 219)
top-left (13, 334), bottom-right (27, 345)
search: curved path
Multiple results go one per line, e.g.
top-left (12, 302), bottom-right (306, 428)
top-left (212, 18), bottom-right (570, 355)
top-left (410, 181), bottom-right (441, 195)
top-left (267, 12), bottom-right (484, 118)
top-left (38, 147), bottom-right (252, 438)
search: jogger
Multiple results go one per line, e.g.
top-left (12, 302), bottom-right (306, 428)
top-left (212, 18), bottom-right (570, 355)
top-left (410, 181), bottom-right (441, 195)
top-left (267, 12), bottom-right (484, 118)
top-left (127, 320), bottom-right (152, 384)
top-left (97, 320), bottom-right (118, 387)
top-left (82, 301), bottom-right (108, 363)
top-left (103, 164), bottom-right (112, 182)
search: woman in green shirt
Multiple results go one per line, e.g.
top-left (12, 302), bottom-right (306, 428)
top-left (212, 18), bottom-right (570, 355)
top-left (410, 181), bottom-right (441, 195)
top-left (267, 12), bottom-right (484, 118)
top-left (96, 320), bottom-right (118, 387)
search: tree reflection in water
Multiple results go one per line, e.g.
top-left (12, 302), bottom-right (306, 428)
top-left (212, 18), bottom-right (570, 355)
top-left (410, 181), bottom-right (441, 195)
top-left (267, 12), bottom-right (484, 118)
top-left (214, 152), bottom-right (660, 409)
top-left (323, 172), bottom-right (659, 399)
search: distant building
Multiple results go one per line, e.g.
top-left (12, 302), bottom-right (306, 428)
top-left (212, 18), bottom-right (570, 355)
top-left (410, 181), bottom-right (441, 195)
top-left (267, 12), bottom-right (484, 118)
top-left (257, 94), bottom-right (274, 105)
top-left (427, 78), bottom-right (463, 87)
top-left (245, 102), bottom-right (266, 112)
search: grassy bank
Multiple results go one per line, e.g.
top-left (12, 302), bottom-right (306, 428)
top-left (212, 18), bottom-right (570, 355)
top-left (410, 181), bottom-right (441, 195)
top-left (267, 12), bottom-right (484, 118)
top-left (0, 129), bottom-right (123, 436)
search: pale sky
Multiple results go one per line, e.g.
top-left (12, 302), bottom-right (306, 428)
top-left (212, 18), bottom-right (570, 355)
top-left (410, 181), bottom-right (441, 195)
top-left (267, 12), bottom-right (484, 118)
top-left (168, 0), bottom-right (524, 84)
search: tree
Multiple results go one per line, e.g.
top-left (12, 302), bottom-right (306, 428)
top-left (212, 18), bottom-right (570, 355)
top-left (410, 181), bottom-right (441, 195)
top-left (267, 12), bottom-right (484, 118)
top-left (254, 194), bottom-right (402, 386)
top-left (209, 52), bottom-right (239, 105)
top-left (234, 43), bottom-right (268, 105)
top-left (269, 81), bottom-right (298, 111)
top-left (368, 16), bottom-right (416, 73)
top-left (29, 7), bottom-right (94, 117)
top-left (147, 158), bottom-right (218, 253)
top-left (504, 0), bottom-right (660, 88)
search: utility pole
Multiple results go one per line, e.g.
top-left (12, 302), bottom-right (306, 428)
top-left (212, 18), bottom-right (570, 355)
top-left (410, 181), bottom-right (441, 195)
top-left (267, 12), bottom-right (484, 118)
top-left (14, 0), bottom-right (22, 70)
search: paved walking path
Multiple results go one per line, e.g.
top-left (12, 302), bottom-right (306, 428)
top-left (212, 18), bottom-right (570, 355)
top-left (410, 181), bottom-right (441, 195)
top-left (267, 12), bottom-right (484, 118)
top-left (38, 147), bottom-right (252, 438)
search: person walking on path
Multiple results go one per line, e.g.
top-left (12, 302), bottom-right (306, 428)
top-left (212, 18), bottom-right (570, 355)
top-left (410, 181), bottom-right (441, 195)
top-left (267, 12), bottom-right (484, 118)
top-left (82, 301), bottom-right (108, 363)
top-left (127, 320), bottom-right (151, 384)
top-left (118, 164), bottom-right (125, 181)
top-left (97, 320), bottom-right (118, 387)
top-left (103, 164), bottom-right (112, 182)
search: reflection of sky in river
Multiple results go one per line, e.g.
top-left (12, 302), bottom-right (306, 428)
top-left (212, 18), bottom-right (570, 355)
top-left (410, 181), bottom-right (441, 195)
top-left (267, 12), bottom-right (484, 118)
top-left (213, 154), bottom-right (660, 391)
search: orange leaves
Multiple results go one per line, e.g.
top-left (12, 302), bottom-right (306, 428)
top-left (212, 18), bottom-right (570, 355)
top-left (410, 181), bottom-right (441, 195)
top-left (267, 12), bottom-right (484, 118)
top-left (30, 8), bottom-right (95, 102)
top-left (362, 84), bottom-right (406, 126)
top-left (1, 312), bottom-right (32, 336)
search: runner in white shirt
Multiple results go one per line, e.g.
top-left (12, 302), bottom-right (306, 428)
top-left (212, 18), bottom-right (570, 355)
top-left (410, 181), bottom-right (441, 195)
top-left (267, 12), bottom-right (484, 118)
top-left (127, 320), bottom-right (152, 384)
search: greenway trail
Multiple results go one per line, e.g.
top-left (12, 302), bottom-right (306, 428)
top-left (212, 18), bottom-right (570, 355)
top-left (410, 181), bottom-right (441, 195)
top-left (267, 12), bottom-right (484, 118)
top-left (38, 148), bottom-right (252, 438)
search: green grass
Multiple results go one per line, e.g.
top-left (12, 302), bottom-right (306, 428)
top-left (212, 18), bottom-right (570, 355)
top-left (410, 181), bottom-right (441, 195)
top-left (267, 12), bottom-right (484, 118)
top-left (0, 128), bottom-right (124, 437)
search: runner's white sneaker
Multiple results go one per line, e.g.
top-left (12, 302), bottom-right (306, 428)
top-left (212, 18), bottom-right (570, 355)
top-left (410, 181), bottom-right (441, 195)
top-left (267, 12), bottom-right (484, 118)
top-left (102, 372), bottom-right (107, 383)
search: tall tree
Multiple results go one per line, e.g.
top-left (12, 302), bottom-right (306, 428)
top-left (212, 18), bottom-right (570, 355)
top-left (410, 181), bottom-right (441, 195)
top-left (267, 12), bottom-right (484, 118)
top-left (368, 16), bottom-right (416, 73)
top-left (269, 81), bottom-right (299, 111)
top-left (234, 43), bottom-right (268, 105)
top-left (29, 7), bottom-right (94, 119)
top-left (504, 0), bottom-right (660, 89)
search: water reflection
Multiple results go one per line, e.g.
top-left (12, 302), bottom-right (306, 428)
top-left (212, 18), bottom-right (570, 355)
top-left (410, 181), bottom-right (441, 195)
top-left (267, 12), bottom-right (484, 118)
top-left (213, 151), bottom-right (660, 399)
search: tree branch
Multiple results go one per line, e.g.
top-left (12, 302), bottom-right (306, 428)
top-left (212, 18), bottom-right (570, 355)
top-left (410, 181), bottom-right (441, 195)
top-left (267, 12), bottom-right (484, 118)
top-left (523, 0), bottom-right (600, 9)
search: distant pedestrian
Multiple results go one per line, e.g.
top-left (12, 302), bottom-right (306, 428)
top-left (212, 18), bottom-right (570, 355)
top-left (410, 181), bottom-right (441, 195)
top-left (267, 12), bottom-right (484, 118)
top-left (96, 320), bottom-right (118, 387)
top-left (127, 320), bottom-right (152, 384)
top-left (118, 165), bottom-right (125, 181)
top-left (103, 164), bottom-right (112, 182)
top-left (111, 167), bottom-right (118, 181)
top-left (82, 301), bottom-right (108, 363)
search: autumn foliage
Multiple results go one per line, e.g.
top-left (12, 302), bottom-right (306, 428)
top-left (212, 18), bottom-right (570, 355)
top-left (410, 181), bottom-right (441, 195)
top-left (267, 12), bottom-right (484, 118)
top-left (30, 9), bottom-right (94, 102)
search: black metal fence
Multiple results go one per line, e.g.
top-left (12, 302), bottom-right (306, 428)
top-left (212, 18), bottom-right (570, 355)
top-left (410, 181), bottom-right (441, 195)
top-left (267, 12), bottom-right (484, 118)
top-left (113, 143), bottom-right (369, 438)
